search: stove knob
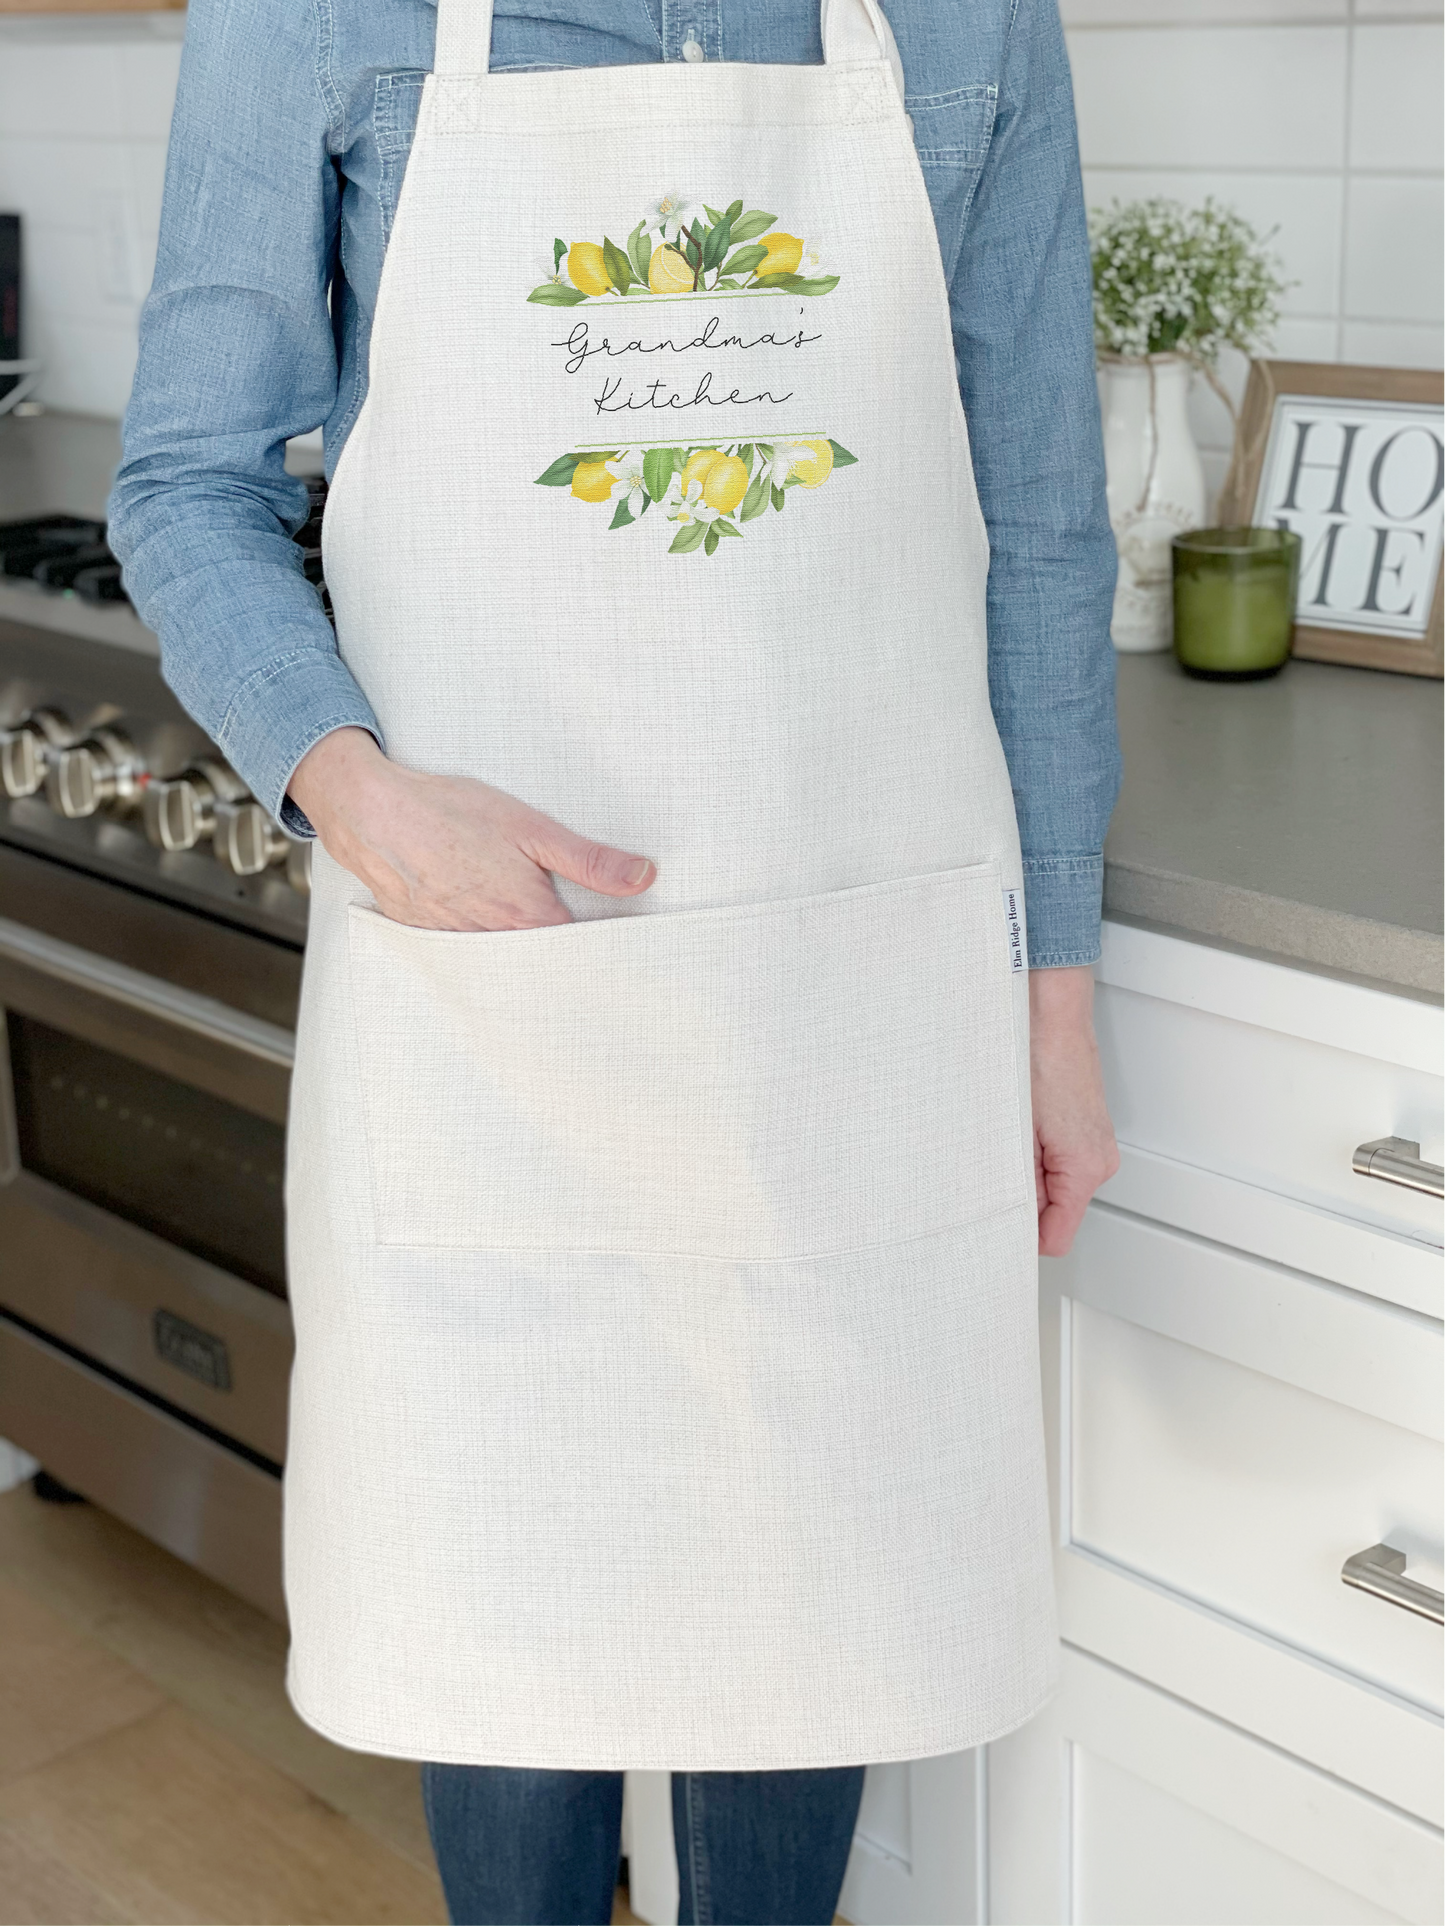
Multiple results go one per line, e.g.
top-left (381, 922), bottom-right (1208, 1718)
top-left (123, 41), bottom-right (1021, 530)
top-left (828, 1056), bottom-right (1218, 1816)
top-left (0, 707), bottom-right (73, 799)
top-left (285, 837), bottom-right (312, 896)
top-left (142, 760), bottom-right (247, 852)
top-left (213, 800), bottom-right (288, 876)
top-left (144, 772), bottom-right (215, 850)
top-left (45, 728), bottom-right (144, 819)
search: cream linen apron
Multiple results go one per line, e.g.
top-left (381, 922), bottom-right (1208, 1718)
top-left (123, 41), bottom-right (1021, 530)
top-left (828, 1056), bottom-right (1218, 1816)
top-left (286, 0), bottom-right (1059, 1770)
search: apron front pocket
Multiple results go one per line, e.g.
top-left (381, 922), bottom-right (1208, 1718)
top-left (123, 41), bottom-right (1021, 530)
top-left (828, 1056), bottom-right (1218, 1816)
top-left (346, 863), bottom-right (1029, 1261)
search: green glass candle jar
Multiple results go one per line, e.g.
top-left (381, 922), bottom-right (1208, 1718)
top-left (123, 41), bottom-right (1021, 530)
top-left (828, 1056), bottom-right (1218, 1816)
top-left (1171, 526), bottom-right (1303, 680)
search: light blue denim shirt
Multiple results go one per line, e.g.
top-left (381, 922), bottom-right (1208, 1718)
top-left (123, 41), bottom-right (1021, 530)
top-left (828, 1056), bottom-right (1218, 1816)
top-left (108, 0), bottom-right (1120, 967)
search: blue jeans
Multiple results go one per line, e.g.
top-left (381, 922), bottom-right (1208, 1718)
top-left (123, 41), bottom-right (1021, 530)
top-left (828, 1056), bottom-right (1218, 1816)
top-left (421, 1763), bottom-right (867, 1926)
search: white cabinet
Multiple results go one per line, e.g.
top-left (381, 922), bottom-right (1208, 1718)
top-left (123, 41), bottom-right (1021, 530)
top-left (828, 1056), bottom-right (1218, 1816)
top-left (989, 923), bottom-right (1444, 1926)
top-left (990, 1648), bottom-right (1440, 1926)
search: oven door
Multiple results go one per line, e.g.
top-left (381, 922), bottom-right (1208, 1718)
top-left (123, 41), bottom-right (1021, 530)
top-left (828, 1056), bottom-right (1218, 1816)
top-left (0, 911), bottom-right (294, 1477)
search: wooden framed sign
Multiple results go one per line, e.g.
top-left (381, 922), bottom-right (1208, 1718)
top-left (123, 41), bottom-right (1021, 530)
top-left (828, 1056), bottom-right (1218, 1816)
top-left (1218, 360), bottom-right (1443, 678)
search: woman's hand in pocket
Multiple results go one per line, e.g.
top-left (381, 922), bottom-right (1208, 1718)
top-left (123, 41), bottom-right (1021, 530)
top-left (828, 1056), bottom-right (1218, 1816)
top-left (287, 727), bottom-right (656, 930)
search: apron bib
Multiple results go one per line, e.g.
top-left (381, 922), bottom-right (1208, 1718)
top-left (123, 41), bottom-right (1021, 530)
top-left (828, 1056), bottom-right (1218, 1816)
top-left (287, 0), bottom-right (1059, 1770)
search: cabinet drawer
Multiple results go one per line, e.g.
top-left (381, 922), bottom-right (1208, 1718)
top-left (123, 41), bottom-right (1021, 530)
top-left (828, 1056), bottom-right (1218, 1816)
top-left (1055, 1208), bottom-right (1442, 1716)
top-left (989, 1645), bottom-right (1442, 1926)
top-left (1096, 923), bottom-right (1443, 1246)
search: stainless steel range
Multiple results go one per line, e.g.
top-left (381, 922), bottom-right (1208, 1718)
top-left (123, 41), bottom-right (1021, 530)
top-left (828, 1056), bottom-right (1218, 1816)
top-left (0, 505), bottom-right (319, 1620)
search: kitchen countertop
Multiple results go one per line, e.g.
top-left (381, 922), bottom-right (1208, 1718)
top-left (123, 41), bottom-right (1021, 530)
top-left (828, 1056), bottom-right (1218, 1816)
top-left (1107, 652), bottom-right (1442, 998)
top-left (4, 410), bottom-right (1442, 997)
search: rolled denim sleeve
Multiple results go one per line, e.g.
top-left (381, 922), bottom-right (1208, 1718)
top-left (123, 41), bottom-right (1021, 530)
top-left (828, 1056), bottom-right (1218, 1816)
top-left (106, 0), bottom-right (381, 835)
top-left (948, 0), bottom-right (1121, 968)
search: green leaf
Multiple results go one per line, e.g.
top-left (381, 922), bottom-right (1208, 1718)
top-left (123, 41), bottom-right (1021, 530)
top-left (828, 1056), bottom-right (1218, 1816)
top-left (720, 244), bottom-right (767, 278)
top-left (755, 442), bottom-right (775, 461)
top-left (729, 210), bottom-right (777, 243)
top-left (601, 236), bottom-right (632, 293)
top-left (724, 199), bottom-right (743, 223)
top-left (757, 272), bottom-right (840, 296)
top-left (736, 443), bottom-right (754, 474)
top-left (553, 237), bottom-right (567, 271)
top-left (713, 277), bottom-right (741, 289)
top-left (669, 520), bottom-right (708, 554)
top-left (739, 473), bottom-right (769, 522)
top-left (643, 446), bottom-right (680, 503)
top-left (771, 483), bottom-right (786, 511)
top-left (527, 284), bottom-right (589, 306)
top-left (828, 440), bottom-right (858, 467)
top-left (701, 217), bottom-right (732, 272)
top-left (627, 219), bottom-right (652, 284)
top-left (704, 204), bottom-right (726, 225)
top-left (712, 516), bottom-right (743, 538)
top-left (608, 496), bottom-right (634, 529)
top-left (535, 453), bottom-right (583, 487)
top-left (704, 524), bottom-right (721, 555)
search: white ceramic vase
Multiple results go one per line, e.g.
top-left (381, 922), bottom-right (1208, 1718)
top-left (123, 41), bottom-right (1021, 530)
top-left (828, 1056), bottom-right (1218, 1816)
top-left (1100, 353), bottom-right (1208, 653)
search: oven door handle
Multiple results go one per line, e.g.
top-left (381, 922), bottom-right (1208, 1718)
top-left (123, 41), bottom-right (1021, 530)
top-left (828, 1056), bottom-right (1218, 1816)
top-left (0, 915), bottom-right (295, 1069)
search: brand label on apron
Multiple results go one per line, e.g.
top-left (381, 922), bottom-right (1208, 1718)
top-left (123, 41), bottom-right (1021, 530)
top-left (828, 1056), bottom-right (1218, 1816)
top-left (1004, 887), bottom-right (1027, 972)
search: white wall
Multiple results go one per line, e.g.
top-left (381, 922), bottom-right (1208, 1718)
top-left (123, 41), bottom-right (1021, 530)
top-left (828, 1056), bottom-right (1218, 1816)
top-left (0, 1), bottom-right (1440, 439)
top-left (0, 11), bottom-right (182, 418)
top-left (1064, 0), bottom-right (1445, 500)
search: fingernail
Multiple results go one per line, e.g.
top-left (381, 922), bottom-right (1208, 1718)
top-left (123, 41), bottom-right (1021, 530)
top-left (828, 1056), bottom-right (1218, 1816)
top-left (622, 857), bottom-right (652, 885)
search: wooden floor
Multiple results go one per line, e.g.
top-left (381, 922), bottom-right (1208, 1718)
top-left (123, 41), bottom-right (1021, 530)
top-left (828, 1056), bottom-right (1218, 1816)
top-left (0, 1481), bottom-right (643, 1926)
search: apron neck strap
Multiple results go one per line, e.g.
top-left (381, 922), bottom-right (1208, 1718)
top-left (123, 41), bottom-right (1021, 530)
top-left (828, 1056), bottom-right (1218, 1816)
top-left (433, 0), bottom-right (904, 93)
top-left (434, 0), bottom-right (494, 78)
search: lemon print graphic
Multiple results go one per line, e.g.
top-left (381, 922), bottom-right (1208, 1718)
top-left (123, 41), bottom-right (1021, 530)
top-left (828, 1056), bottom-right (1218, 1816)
top-left (790, 439), bottom-right (835, 488)
top-left (702, 456), bottom-right (749, 513)
top-left (570, 459), bottom-right (614, 502)
top-left (648, 246), bottom-right (695, 294)
top-left (680, 448), bottom-right (723, 493)
top-left (568, 243), bottom-right (611, 296)
top-left (755, 233), bottom-right (804, 278)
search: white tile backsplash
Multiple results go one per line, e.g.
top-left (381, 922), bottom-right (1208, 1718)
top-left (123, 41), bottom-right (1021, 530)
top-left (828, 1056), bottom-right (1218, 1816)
top-left (1062, 0), bottom-right (1348, 21)
top-left (0, 23), bottom-right (180, 416)
top-left (1344, 176), bottom-right (1445, 324)
top-left (1081, 167), bottom-right (1344, 315)
top-left (1340, 320), bottom-right (1445, 368)
top-left (1349, 23), bottom-right (1445, 172)
top-left (1067, 25), bottom-right (1349, 169)
top-left (1, 5), bottom-right (1439, 422)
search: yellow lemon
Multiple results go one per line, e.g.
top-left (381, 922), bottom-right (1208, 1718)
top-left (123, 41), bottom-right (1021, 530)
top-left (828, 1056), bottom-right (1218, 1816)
top-left (567, 243), bottom-right (612, 296)
top-left (679, 448), bottom-right (723, 493)
top-left (702, 455), bottom-right (749, 514)
top-left (755, 232), bottom-right (804, 278)
top-left (570, 459), bottom-right (614, 503)
top-left (649, 245), bottom-right (695, 293)
top-left (789, 438), bottom-right (834, 488)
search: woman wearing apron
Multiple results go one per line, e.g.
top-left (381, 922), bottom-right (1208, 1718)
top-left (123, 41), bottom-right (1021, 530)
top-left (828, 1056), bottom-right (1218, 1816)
top-left (111, 0), bottom-right (1122, 1919)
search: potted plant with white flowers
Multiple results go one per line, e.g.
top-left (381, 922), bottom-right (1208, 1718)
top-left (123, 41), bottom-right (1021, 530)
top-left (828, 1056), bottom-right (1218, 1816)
top-left (1091, 197), bottom-right (1287, 652)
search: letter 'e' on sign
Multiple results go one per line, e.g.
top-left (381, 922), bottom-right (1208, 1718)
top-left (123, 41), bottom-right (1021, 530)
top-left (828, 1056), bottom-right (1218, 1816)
top-left (1219, 360), bottom-right (1443, 678)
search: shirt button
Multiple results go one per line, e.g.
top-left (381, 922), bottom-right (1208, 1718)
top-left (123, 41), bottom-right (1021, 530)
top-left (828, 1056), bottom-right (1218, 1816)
top-left (681, 38), bottom-right (705, 62)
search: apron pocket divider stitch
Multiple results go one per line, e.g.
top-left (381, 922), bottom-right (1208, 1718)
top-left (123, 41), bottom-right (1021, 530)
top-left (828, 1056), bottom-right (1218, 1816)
top-left (345, 861), bottom-right (1027, 1261)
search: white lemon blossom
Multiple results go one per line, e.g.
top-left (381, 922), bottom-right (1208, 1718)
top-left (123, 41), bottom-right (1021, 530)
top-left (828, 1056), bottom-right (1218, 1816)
top-left (538, 253), bottom-right (569, 286)
top-left (644, 192), bottom-right (703, 243)
top-left (759, 441), bottom-right (812, 488)
top-left (796, 239), bottom-right (833, 281)
top-left (606, 448), bottom-right (649, 517)
top-left (665, 477), bottom-right (719, 525)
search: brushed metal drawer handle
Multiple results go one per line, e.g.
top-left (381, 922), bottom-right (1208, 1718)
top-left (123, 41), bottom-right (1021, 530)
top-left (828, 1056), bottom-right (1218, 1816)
top-left (1351, 1137), bottom-right (1445, 1200)
top-left (1341, 1543), bottom-right (1444, 1625)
